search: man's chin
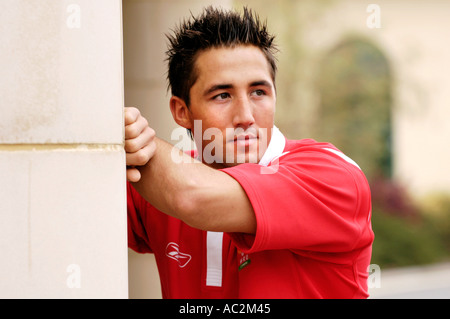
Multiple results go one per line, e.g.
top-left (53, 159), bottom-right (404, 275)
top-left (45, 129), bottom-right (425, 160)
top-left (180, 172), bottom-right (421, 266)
top-left (201, 145), bottom-right (262, 168)
top-left (204, 155), bottom-right (259, 169)
top-left (222, 152), bottom-right (260, 167)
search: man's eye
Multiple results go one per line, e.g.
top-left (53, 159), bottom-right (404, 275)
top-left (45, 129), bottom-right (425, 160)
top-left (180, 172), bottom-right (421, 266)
top-left (214, 93), bottom-right (230, 100)
top-left (252, 89), bottom-right (265, 96)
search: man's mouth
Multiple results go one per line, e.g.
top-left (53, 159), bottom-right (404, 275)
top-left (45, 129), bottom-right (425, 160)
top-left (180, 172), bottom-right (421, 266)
top-left (233, 133), bottom-right (257, 141)
top-left (231, 134), bottom-right (258, 147)
top-left (226, 128), bottom-right (258, 143)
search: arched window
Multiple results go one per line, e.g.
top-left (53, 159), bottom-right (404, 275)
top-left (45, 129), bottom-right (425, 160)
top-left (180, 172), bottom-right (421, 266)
top-left (315, 37), bottom-right (392, 180)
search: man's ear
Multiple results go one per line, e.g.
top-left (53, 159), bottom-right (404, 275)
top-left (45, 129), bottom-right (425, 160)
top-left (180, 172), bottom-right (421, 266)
top-left (170, 96), bottom-right (192, 130)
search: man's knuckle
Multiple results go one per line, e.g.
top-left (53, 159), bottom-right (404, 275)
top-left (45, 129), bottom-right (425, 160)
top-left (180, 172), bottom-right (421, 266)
top-left (125, 139), bottom-right (137, 152)
top-left (128, 125), bottom-right (140, 139)
top-left (136, 150), bottom-right (150, 165)
top-left (147, 127), bottom-right (156, 138)
top-left (124, 126), bottom-right (133, 139)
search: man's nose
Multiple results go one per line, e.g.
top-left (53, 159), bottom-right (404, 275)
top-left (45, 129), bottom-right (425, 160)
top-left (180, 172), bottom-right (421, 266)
top-left (232, 96), bottom-right (255, 129)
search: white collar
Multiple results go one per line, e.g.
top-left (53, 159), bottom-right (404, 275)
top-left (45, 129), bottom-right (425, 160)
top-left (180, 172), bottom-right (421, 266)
top-left (258, 126), bottom-right (286, 167)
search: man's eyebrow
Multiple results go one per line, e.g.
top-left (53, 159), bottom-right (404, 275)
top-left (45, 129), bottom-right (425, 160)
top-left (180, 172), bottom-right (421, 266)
top-left (204, 80), bottom-right (272, 96)
top-left (204, 84), bottom-right (233, 96)
top-left (250, 80), bottom-right (272, 88)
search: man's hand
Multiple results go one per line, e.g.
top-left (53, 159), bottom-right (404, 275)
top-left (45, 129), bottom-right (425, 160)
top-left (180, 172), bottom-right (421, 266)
top-left (124, 107), bottom-right (256, 234)
top-left (124, 107), bottom-right (156, 182)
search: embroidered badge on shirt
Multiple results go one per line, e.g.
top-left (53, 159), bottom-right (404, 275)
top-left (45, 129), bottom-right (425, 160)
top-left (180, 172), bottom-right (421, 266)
top-left (238, 250), bottom-right (251, 271)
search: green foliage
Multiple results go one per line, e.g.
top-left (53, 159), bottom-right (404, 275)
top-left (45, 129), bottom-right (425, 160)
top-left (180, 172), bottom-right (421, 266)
top-left (371, 208), bottom-right (448, 268)
top-left (370, 188), bottom-right (450, 269)
top-left (420, 194), bottom-right (450, 253)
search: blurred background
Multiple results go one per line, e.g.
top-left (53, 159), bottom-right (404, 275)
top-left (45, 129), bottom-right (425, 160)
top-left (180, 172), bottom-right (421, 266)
top-left (123, 0), bottom-right (450, 298)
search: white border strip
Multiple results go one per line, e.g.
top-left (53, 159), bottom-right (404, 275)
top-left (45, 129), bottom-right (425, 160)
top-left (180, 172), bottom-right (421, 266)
top-left (206, 231), bottom-right (223, 287)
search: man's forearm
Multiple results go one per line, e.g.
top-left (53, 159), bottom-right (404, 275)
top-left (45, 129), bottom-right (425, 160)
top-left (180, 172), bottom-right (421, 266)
top-left (131, 137), bottom-right (204, 220)
top-left (130, 137), bottom-right (256, 234)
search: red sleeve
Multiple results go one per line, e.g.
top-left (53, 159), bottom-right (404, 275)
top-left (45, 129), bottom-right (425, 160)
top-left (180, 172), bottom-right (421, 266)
top-left (127, 182), bottom-right (153, 254)
top-left (221, 147), bottom-right (373, 255)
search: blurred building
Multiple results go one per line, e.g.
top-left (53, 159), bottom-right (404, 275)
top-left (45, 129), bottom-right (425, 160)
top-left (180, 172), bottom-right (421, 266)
top-left (123, 0), bottom-right (450, 298)
top-left (236, 0), bottom-right (450, 197)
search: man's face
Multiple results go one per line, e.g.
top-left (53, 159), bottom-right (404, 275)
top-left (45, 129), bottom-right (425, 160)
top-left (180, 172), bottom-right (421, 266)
top-left (187, 45), bottom-right (276, 169)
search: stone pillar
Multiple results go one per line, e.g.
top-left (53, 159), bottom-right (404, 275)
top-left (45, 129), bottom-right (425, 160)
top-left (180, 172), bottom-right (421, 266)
top-left (0, 0), bottom-right (127, 298)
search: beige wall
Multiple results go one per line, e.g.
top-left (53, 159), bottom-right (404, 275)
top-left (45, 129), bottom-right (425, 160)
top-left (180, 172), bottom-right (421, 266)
top-left (0, 0), bottom-right (127, 298)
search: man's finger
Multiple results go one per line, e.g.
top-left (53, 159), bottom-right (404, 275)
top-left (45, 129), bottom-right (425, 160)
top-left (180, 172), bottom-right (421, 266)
top-left (125, 126), bottom-right (155, 153)
top-left (126, 142), bottom-right (157, 167)
top-left (125, 115), bottom-right (149, 140)
top-left (124, 107), bottom-right (140, 126)
top-left (127, 167), bottom-right (141, 183)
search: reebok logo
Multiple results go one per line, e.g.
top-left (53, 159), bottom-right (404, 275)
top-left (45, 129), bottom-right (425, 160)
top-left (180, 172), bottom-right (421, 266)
top-left (166, 242), bottom-right (192, 268)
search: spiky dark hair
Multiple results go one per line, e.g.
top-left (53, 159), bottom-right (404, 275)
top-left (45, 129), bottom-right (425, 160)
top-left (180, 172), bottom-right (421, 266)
top-left (165, 6), bottom-right (278, 106)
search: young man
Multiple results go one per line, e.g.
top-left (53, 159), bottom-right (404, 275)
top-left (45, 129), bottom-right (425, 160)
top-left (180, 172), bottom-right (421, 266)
top-left (125, 6), bottom-right (374, 298)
